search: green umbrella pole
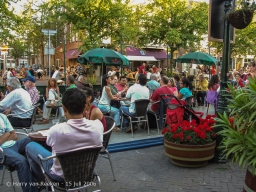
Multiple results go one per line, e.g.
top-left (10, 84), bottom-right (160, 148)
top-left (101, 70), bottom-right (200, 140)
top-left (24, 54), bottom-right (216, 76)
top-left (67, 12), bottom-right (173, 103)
top-left (102, 63), bottom-right (103, 79)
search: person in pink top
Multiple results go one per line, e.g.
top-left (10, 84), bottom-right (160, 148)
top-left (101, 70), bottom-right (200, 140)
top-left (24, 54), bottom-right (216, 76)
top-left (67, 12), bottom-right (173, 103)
top-left (148, 76), bottom-right (173, 112)
top-left (167, 78), bottom-right (178, 97)
top-left (115, 76), bottom-right (129, 97)
top-left (25, 88), bottom-right (103, 183)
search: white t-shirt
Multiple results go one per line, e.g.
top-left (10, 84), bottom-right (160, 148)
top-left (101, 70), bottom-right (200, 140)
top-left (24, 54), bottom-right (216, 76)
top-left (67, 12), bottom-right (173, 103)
top-left (126, 84), bottom-right (149, 113)
top-left (37, 69), bottom-right (43, 73)
top-left (52, 70), bottom-right (59, 78)
top-left (99, 86), bottom-right (111, 105)
top-left (46, 118), bottom-right (103, 178)
top-left (0, 88), bottom-right (33, 118)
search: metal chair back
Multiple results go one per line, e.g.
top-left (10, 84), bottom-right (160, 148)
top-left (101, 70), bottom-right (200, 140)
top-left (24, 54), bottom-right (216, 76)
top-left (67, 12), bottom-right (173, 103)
top-left (7, 103), bottom-right (40, 133)
top-left (38, 147), bottom-right (102, 191)
top-left (101, 116), bottom-right (116, 180)
top-left (185, 96), bottom-right (194, 108)
top-left (134, 99), bottom-right (150, 118)
top-left (103, 116), bottom-right (115, 149)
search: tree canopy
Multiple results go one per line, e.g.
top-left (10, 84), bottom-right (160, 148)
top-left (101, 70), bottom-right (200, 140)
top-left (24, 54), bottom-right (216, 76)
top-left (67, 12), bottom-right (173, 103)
top-left (140, 0), bottom-right (209, 50)
top-left (0, 0), bottom-right (255, 67)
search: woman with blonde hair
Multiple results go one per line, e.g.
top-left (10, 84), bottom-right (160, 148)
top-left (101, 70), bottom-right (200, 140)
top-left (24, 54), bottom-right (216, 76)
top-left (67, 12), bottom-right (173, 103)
top-left (167, 78), bottom-right (178, 97)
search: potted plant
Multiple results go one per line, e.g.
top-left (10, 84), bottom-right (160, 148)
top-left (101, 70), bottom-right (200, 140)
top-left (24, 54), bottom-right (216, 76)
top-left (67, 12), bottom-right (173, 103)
top-left (215, 77), bottom-right (256, 192)
top-left (162, 115), bottom-right (216, 167)
top-left (227, 0), bottom-right (256, 29)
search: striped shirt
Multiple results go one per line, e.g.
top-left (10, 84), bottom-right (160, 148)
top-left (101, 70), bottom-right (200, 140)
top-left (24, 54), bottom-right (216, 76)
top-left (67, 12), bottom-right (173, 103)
top-left (27, 87), bottom-right (39, 104)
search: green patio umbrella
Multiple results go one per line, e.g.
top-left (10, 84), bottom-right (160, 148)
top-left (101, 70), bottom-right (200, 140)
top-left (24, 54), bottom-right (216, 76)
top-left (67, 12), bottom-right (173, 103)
top-left (176, 52), bottom-right (219, 65)
top-left (77, 48), bottom-right (130, 66)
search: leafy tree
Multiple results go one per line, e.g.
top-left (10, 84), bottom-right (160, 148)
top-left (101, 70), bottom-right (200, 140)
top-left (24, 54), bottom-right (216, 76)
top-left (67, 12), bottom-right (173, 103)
top-left (9, 39), bottom-right (26, 66)
top-left (140, 0), bottom-right (208, 73)
top-left (59, 0), bottom-right (137, 51)
top-left (16, 0), bottom-right (64, 68)
top-left (0, 0), bottom-right (22, 42)
top-left (209, 22), bottom-right (256, 57)
top-left (231, 23), bottom-right (256, 57)
top-left (141, 0), bottom-right (208, 48)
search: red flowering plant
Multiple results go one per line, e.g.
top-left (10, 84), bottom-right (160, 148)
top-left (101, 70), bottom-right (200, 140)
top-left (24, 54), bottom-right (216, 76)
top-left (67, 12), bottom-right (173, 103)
top-left (162, 115), bottom-right (217, 145)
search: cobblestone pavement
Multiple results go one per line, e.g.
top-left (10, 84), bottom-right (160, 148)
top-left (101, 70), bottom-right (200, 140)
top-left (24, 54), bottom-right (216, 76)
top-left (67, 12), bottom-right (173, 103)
top-left (0, 145), bottom-right (246, 192)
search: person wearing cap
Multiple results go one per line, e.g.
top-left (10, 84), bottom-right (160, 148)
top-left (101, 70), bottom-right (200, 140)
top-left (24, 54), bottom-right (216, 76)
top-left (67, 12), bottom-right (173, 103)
top-left (0, 78), bottom-right (33, 127)
top-left (22, 76), bottom-right (39, 105)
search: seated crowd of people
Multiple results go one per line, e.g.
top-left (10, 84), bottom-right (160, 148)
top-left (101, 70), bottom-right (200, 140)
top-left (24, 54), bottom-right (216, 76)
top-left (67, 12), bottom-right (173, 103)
top-left (0, 75), bottom-right (104, 191)
top-left (0, 86), bottom-right (103, 192)
top-left (0, 61), bottom-right (255, 191)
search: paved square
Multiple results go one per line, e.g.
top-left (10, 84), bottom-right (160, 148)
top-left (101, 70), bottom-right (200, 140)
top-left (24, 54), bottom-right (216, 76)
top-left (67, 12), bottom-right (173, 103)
top-left (0, 145), bottom-right (245, 192)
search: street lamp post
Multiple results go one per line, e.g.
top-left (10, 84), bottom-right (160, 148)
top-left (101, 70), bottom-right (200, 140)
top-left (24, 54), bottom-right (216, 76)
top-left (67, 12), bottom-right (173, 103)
top-left (41, 29), bottom-right (57, 78)
top-left (214, 0), bottom-right (233, 163)
top-left (120, 41), bottom-right (123, 75)
top-left (63, 24), bottom-right (67, 84)
top-left (169, 43), bottom-right (177, 76)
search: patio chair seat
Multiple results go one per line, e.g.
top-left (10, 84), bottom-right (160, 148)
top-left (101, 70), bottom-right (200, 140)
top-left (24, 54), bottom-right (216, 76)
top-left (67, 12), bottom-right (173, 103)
top-left (120, 99), bottom-right (150, 138)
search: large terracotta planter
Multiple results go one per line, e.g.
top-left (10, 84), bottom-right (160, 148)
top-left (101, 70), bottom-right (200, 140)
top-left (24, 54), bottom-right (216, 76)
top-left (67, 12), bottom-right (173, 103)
top-left (164, 139), bottom-right (216, 167)
top-left (243, 167), bottom-right (256, 192)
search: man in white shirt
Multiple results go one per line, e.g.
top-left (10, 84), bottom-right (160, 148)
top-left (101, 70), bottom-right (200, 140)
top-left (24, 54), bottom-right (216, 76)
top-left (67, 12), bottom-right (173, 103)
top-left (52, 67), bottom-right (62, 81)
top-left (0, 78), bottom-right (33, 127)
top-left (120, 74), bottom-right (149, 133)
top-left (26, 88), bottom-right (103, 183)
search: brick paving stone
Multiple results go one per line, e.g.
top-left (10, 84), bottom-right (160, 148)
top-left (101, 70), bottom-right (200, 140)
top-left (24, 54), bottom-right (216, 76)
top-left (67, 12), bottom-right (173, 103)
top-left (0, 145), bottom-right (247, 192)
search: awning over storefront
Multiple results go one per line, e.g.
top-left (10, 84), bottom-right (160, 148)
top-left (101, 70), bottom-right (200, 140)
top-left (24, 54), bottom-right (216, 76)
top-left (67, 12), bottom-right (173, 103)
top-left (66, 49), bottom-right (82, 59)
top-left (126, 56), bottom-right (158, 61)
top-left (125, 47), bottom-right (167, 60)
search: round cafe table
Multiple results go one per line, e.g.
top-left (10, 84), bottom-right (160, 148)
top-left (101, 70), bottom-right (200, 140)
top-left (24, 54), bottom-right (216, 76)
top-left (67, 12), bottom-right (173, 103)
top-left (29, 130), bottom-right (51, 151)
top-left (29, 131), bottom-right (47, 142)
